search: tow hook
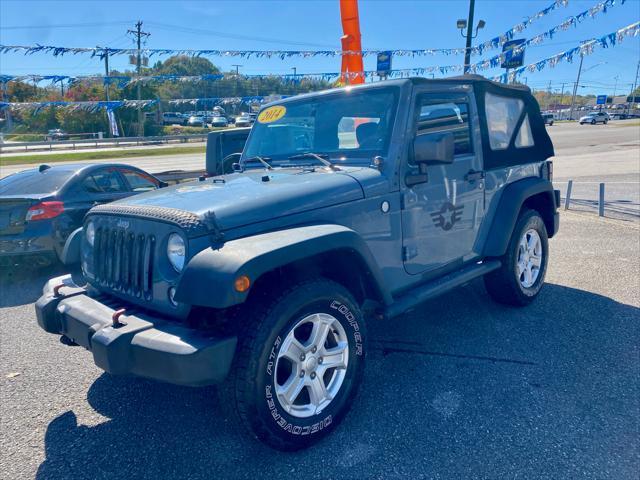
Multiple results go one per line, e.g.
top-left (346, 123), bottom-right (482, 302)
top-left (112, 308), bottom-right (127, 328)
top-left (59, 335), bottom-right (78, 347)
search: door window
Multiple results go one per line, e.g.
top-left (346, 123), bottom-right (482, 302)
top-left (121, 169), bottom-right (159, 192)
top-left (415, 94), bottom-right (473, 158)
top-left (82, 168), bottom-right (127, 194)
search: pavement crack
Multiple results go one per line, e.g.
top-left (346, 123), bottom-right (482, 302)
top-left (374, 345), bottom-right (538, 366)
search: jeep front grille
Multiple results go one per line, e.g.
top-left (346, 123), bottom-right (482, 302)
top-left (93, 226), bottom-right (154, 299)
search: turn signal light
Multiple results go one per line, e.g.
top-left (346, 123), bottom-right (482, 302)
top-left (234, 275), bottom-right (251, 292)
top-left (26, 201), bottom-right (65, 221)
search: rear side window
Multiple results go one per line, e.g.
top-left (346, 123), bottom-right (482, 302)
top-left (415, 93), bottom-right (473, 156)
top-left (515, 115), bottom-right (534, 148)
top-left (485, 93), bottom-right (525, 150)
top-left (0, 169), bottom-right (74, 195)
top-left (82, 169), bottom-right (127, 193)
top-left (121, 169), bottom-right (158, 192)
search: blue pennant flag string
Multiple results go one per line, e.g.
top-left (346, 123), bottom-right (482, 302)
top-left (0, 0), bottom-right (628, 61)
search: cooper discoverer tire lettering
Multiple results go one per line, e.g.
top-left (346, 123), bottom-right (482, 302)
top-left (231, 278), bottom-right (366, 451)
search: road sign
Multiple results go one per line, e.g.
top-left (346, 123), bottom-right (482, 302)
top-left (377, 51), bottom-right (392, 75)
top-left (501, 39), bottom-right (526, 69)
top-left (596, 95), bottom-right (608, 105)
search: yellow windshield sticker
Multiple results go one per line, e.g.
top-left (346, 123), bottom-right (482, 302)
top-left (257, 105), bottom-right (286, 123)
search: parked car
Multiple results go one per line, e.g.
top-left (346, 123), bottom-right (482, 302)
top-left (210, 116), bottom-right (229, 128)
top-left (579, 111), bottom-right (609, 124)
top-left (542, 113), bottom-right (554, 126)
top-left (162, 112), bottom-right (186, 125)
top-left (234, 113), bottom-right (253, 127)
top-left (45, 129), bottom-right (69, 141)
top-left (38, 76), bottom-right (560, 450)
top-left (0, 163), bottom-right (164, 266)
top-left (187, 116), bottom-right (206, 127)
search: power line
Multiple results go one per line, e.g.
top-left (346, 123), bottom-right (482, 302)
top-left (1, 21), bottom-right (133, 30)
top-left (146, 22), bottom-right (337, 49)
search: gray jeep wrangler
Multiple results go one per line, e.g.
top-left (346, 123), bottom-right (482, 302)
top-left (36, 75), bottom-right (559, 451)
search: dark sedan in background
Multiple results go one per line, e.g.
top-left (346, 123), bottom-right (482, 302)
top-left (0, 163), bottom-right (164, 266)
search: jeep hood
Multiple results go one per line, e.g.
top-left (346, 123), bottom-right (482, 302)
top-left (116, 167), bottom-right (365, 231)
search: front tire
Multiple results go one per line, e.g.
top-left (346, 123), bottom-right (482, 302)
top-left (484, 209), bottom-right (549, 306)
top-left (232, 278), bottom-right (366, 451)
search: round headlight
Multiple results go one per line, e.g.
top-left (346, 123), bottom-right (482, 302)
top-left (167, 233), bottom-right (186, 272)
top-left (86, 221), bottom-right (95, 247)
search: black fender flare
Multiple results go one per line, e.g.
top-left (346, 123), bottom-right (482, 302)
top-left (175, 224), bottom-right (392, 309)
top-left (61, 227), bottom-right (82, 265)
top-left (483, 177), bottom-right (558, 257)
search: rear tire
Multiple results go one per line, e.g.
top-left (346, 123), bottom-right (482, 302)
top-left (231, 278), bottom-right (366, 451)
top-left (484, 209), bottom-right (549, 306)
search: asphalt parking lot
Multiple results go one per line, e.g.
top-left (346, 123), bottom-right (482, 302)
top-left (1, 210), bottom-right (638, 479)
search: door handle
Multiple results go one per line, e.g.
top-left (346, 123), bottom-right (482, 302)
top-left (464, 170), bottom-right (485, 182)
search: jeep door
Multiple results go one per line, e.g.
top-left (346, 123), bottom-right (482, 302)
top-left (401, 89), bottom-right (484, 275)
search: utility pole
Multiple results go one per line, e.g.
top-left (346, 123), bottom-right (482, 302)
top-left (463, 0), bottom-right (475, 74)
top-left (0, 80), bottom-right (11, 130)
top-left (104, 48), bottom-right (110, 102)
top-left (291, 67), bottom-right (297, 77)
top-left (612, 75), bottom-right (619, 98)
top-left (231, 64), bottom-right (242, 114)
top-left (232, 64), bottom-right (242, 95)
top-left (628, 60), bottom-right (640, 116)
top-left (569, 53), bottom-right (584, 121)
top-left (546, 80), bottom-right (552, 111)
top-left (128, 21), bottom-right (150, 136)
top-left (558, 82), bottom-right (566, 107)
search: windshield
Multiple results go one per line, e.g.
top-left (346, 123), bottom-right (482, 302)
top-left (243, 86), bottom-right (399, 165)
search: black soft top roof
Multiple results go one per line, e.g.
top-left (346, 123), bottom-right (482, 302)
top-left (270, 75), bottom-right (554, 169)
top-left (410, 75), bottom-right (554, 168)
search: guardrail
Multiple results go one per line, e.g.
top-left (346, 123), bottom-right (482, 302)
top-left (0, 134), bottom-right (207, 152)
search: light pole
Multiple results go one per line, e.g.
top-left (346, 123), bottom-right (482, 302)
top-left (457, 0), bottom-right (485, 74)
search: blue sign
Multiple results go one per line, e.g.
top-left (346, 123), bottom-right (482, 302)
top-left (501, 39), bottom-right (526, 69)
top-left (596, 95), bottom-right (607, 105)
top-left (377, 51), bottom-right (392, 75)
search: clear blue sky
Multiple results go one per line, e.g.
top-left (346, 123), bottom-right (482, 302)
top-left (1, 0), bottom-right (639, 96)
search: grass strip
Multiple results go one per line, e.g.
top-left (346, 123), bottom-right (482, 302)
top-left (1, 145), bottom-right (206, 166)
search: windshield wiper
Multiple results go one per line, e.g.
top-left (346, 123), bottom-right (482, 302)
top-left (288, 152), bottom-right (340, 171)
top-left (242, 156), bottom-right (272, 170)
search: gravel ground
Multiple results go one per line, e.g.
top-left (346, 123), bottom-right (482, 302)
top-left (1, 211), bottom-right (638, 479)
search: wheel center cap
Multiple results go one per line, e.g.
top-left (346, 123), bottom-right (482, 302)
top-left (305, 356), bottom-right (318, 371)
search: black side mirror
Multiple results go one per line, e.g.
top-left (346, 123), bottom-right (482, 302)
top-left (406, 132), bottom-right (455, 187)
top-left (413, 132), bottom-right (455, 165)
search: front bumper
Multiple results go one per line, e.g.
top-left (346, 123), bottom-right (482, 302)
top-left (35, 275), bottom-right (237, 386)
